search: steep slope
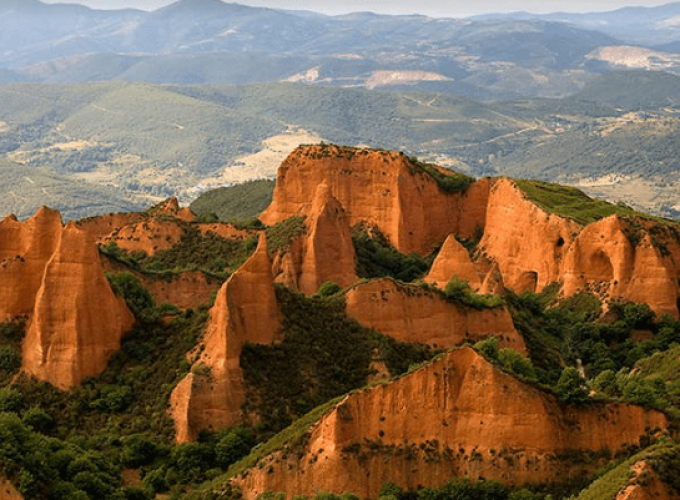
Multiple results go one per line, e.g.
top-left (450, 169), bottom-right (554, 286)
top-left (0, 207), bottom-right (64, 320)
top-left (271, 182), bottom-right (358, 294)
top-left (561, 216), bottom-right (680, 317)
top-left (234, 348), bottom-right (668, 499)
top-left (170, 235), bottom-right (281, 442)
top-left (21, 222), bottom-right (134, 390)
top-left (261, 145), bottom-right (485, 256)
top-left (425, 234), bottom-right (483, 289)
top-left (0, 206), bottom-right (134, 389)
top-left (345, 279), bottom-right (525, 353)
top-left (479, 178), bottom-right (581, 293)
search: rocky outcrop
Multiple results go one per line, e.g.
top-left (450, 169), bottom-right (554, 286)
top-left (561, 216), bottom-right (680, 317)
top-left (480, 262), bottom-right (506, 296)
top-left (261, 145), bottom-right (489, 256)
top-left (198, 224), bottom-right (256, 241)
top-left (0, 477), bottom-right (22, 500)
top-left (76, 213), bottom-right (146, 241)
top-left (235, 348), bottom-right (667, 499)
top-left (154, 197), bottom-right (195, 222)
top-left (616, 461), bottom-right (679, 500)
top-left (345, 279), bottom-right (525, 354)
top-left (22, 222), bottom-right (135, 390)
top-left (425, 234), bottom-right (482, 289)
top-left (272, 183), bottom-right (358, 295)
top-left (100, 218), bottom-right (185, 256)
top-left (0, 207), bottom-right (64, 320)
top-left (0, 207), bottom-right (134, 390)
top-left (170, 235), bottom-right (281, 442)
top-left (479, 178), bottom-right (580, 293)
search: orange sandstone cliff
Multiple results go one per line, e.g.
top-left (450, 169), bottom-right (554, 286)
top-left (345, 279), bottom-right (525, 353)
top-left (562, 216), bottom-right (680, 317)
top-left (479, 178), bottom-right (581, 293)
top-left (22, 222), bottom-right (135, 390)
top-left (425, 234), bottom-right (483, 289)
top-left (271, 183), bottom-right (358, 294)
top-left (0, 207), bottom-right (134, 390)
top-left (261, 145), bottom-right (489, 256)
top-left (170, 235), bottom-right (281, 442)
top-left (235, 348), bottom-right (667, 499)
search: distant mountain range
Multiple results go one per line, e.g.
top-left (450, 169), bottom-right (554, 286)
top-left (3, 0), bottom-right (680, 96)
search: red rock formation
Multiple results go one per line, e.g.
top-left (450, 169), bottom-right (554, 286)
top-left (561, 216), bottom-right (680, 317)
top-left (616, 461), bottom-right (679, 500)
top-left (480, 178), bottom-right (580, 293)
top-left (0, 477), bottom-right (22, 500)
top-left (0, 207), bottom-right (64, 320)
top-left (345, 279), bottom-right (525, 354)
top-left (100, 256), bottom-right (222, 311)
top-left (198, 224), bottom-right (256, 241)
top-left (425, 234), bottom-right (482, 289)
top-left (170, 235), bottom-right (281, 442)
top-left (76, 213), bottom-right (146, 242)
top-left (272, 183), bottom-right (358, 295)
top-left (261, 145), bottom-right (489, 256)
top-left (100, 218), bottom-right (185, 256)
top-left (155, 197), bottom-right (195, 222)
top-left (235, 348), bottom-right (667, 499)
top-left (480, 262), bottom-right (506, 296)
top-left (22, 222), bottom-right (134, 390)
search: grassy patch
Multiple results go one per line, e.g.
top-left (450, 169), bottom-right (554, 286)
top-left (190, 179), bottom-right (276, 222)
top-left (515, 179), bottom-right (665, 226)
top-left (409, 157), bottom-right (475, 193)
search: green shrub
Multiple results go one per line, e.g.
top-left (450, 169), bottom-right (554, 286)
top-left (443, 277), bottom-right (504, 309)
top-left (554, 367), bottom-right (589, 404)
top-left (121, 434), bottom-right (161, 468)
top-left (0, 346), bottom-right (21, 373)
top-left (498, 348), bottom-right (538, 381)
top-left (591, 370), bottom-right (618, 397)
top-left (0, 387), bottom-right (23, 412)
top-left (316, 281), bottom-right (342, 298)
top-left (22, 406), bottom-right (53, 432)
top-left (106, 272), bottom-right (155, 318)
top-left (473, 337), bottom-right (500, 362)
top-left (215, 427), bottom-right (255, 469)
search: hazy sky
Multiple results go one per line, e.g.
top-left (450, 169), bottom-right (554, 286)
top-left (39, 0), bottom-right (679, 17)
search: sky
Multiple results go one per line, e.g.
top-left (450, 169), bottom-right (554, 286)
top-left (39, 0), bottom-right (679, 17)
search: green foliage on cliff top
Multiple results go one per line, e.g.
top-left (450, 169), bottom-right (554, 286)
top-left (514, 179), bottom-right (646, 225)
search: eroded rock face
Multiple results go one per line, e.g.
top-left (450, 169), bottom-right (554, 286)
top-left (272, 183), bottom-right (358, 295)
top-left (616, 461), bottom-right (679, 500)
top-left (22, 222), bottom-right (135, 390)
top-left (235, 348), bottom-right (667, 499)
top-left (170, 235), bottom-right (281, 442)
top-left (480, 178), bottom-right (580, 293)
top-left (0, 476), bottom-right (22, 500)
top-left (100, 218), bottom-right (185, 256)
top-left (0, 207), bottom-right (64, 320)
top-left (76, 213), bottom-right (146, 242)
top-left (425, 234), bottom-right (482, 289)
top-left (0, 207), bottom-right (134, 390)
top-left (561, 216), bottom-right (680, 317)
top-left (345, 279), bottom-right (525, 354)
top-left (261, 145), bottom-right (488, 256)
